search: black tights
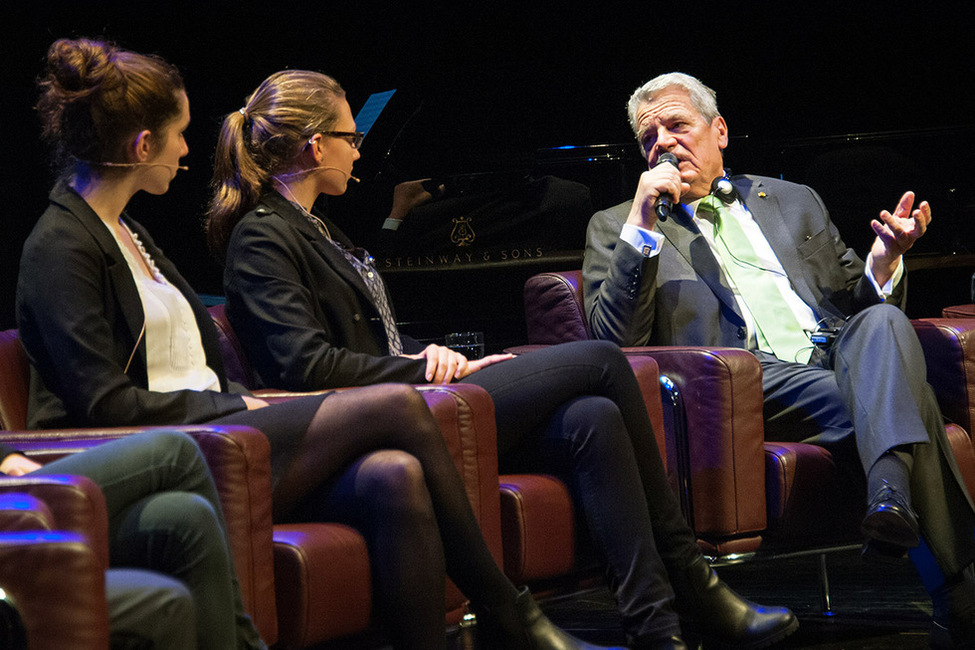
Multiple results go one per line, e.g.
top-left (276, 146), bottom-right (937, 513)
top-left (275, 384), bottom-right (517, 649)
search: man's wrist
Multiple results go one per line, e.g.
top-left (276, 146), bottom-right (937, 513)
top-left (866, 251), bottom-right (902, 295)
top-left (620, 223), bottom-right (663, 257)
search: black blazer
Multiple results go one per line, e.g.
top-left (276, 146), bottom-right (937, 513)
top-left (583, 174), bottom-right (906, 348)
top-left (223, 192), bottom-right (428, 391)
top-left (16, 182), bottom-right (246, 429)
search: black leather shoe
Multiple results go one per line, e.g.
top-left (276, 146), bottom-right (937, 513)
top-left (861, 481), bottom-right (920, 551)
top-left (670, 556), bottom-right (798, 649)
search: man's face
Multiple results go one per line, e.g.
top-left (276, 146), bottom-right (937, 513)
top-left (634, 87), bottom-right (729, 202)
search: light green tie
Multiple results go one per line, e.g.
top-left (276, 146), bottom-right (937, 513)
top-left (698, 195), bottom-right (813, 363)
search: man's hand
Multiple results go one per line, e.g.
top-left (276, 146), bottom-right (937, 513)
top-left (0, 453), bottom-right (43, 476)
top-left (387, 179), bottom-right (442, 224)
top-left (869, 190), bottom-right (931, 285)
top-left (626, 162), bottom-right (687, 230)
top-left (403, 344), bottom-right (514, 383)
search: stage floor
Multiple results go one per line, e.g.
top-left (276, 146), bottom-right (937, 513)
top-left (447, 547), bottom-right (935, 649)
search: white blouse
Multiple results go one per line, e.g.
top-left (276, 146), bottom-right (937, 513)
top-left (105, 219), bottom-right (220, 393)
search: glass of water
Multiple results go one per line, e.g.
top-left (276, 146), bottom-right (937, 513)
top-left (444, 331), bottom-right (485, 360)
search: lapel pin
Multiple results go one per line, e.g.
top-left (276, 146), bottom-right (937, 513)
top-left (758, 192), bottom-right (767, 199)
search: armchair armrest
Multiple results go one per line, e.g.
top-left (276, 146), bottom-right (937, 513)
top-left (622, 346), bottom-right (768, 539)
top-left (0, 492), bottom-right (53, 531)
top-left (0, 531), bottom-right (109, 650)
top-left (912, 317), bottom-right (975, 495)
top-left (0, 475), bottom-right (109, 568)
top-left (912, 317), bottom-right (975, 436)
top-left (1, 478), bottom-right (111, 649)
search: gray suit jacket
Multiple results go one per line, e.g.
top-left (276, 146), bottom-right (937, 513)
top-left (582, 174), bottom-right (905, 349)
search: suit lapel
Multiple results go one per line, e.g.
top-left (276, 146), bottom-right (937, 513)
top-left (657, 203), bottom-right (745, 325)
top-left (264, 194), bottom-right (378, 313)
top-left (735, 177), bottom-right (819, 309)
top-left (51, 187), bottom-right (148, 355)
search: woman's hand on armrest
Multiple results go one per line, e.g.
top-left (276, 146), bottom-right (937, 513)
top-left (242, 395), bottom-right (270, 410)
top-left (0, 453), bottom-right (43, 476)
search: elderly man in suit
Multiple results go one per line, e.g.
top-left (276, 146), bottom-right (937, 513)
top-left (583, 71), bottom-right (975, 648)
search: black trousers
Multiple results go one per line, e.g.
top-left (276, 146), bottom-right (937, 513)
top-left (462, 340), bottom-right (699, 640)
top-left (760, 303), bottom-right (975, 583)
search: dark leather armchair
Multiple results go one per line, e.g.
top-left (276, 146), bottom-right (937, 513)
top-left (521, 270), bottom-right (975, 564)
top-left (1, 328), bottom-right (279, 644)
top-left (0, 474), bottom-right (111, 649)
top-left (207, 305), bottom-right (504, 646)
top-left (912, 305), bottom-right (975, 493)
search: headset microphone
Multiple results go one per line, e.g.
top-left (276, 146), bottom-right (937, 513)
top-left (654, 152), bottom-right (679, 221)
top-left (319, 166), bottom-right (360, 183)
top-left (95, 161), bottom-right (189, 171)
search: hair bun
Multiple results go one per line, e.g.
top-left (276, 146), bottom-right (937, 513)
top-left (45, 38), bottom-right (120, 97)
top-left (36, 37), bottom-right (184, 173)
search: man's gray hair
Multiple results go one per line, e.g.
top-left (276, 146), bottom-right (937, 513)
top-left (626, 72), bottom-right (720, 136)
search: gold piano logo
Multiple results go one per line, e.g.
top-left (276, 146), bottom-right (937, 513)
top-left (449, 216), bottom-right (475, 247)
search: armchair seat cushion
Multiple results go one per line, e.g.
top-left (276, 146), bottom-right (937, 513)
top-left (762, 442), bottom-right (863, 548)
top-left (272, 523), bottom-right (372, 647)
top-left (498, 474), bottom-right (575, 584)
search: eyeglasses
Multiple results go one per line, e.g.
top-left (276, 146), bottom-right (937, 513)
top-left (321, 131), bottom-right (365, 150)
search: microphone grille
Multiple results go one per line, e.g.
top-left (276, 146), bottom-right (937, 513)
top-left (657, 152), bottom-right (679, 166)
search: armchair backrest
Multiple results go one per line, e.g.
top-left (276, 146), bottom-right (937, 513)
top-left (0, 329), bottom-right (29, 431)
top-left (208, 304), bottom-right (260, 390)
top-left (1, 308), bottom-right (259, 430)
top-left (943, 304), bottom-right (975, 319)
top-left (523, 270), bottom-right (590, 344)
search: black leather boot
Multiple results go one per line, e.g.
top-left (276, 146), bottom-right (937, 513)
top-left (669, 557), bottom-right (798, 649)
top-left (475, 587), bottom-right (625, 650)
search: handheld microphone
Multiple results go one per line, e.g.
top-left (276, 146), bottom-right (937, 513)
top-left (654, 152), bottom-right (679, 221)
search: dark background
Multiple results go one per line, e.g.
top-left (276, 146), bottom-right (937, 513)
top-left (3, 2), bottom-right (974, 338)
